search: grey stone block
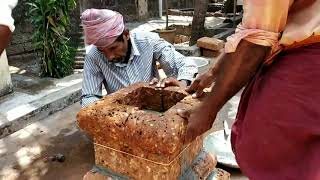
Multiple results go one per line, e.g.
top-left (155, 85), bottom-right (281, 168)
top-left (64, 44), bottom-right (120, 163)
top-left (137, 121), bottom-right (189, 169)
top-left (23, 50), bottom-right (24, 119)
top-left (175, 44), bottom-right (201, 57)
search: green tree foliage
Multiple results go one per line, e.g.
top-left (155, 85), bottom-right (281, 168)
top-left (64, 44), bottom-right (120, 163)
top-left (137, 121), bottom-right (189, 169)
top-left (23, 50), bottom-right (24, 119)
top-left (28, 0), bottom-right (76, 78)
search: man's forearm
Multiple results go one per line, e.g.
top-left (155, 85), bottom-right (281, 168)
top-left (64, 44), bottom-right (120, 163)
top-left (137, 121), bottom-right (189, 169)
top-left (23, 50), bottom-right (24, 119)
top-left (81, 94), bottom-right (102, 108)
top-left (0, 25), bottom-right (12, 55)
top-left (202, 40), bottom-right (270, 115)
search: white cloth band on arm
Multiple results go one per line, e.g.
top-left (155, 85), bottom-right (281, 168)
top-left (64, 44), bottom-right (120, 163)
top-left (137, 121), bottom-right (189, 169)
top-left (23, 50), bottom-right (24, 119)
top-left (225, 24), bottom-right (280, 53)
top-left (0, 0), bottom-right (18, 32)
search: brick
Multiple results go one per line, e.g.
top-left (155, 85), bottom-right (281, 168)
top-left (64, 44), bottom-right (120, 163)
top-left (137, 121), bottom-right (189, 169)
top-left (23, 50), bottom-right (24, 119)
top-left (197, 37), bottom-right (224, 51)
top-left (77, 83), bottom-right (205, 179)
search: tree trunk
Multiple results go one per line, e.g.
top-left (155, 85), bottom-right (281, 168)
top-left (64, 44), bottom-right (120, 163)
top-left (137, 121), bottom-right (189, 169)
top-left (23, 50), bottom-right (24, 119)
top-left (189, 0), bottom-right (208, 45)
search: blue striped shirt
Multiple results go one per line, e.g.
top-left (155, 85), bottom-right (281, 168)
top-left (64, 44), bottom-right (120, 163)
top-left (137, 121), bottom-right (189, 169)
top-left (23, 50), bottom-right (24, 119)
top-left (81, 30), bottom-right (198, 107)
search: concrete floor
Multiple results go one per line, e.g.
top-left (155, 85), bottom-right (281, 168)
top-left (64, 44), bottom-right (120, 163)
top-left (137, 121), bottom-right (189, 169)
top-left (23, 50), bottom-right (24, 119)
top-left (0, 101), bottom-right (247, 180)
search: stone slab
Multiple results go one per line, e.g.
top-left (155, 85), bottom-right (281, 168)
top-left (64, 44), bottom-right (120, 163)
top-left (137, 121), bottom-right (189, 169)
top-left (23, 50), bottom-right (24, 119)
top-left (197, 37), bottom-right (224, 51)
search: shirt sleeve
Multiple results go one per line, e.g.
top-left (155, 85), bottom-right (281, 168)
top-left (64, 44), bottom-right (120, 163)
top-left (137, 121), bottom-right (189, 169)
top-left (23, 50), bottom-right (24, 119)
top-left (152, 37), bottom-right (198, 81)
top-left (81, 52), bottom-right (104, 108)
top-left (0, 0), bottom-right (18, 32)
top-left (225, 0), bottom-right (293, 53)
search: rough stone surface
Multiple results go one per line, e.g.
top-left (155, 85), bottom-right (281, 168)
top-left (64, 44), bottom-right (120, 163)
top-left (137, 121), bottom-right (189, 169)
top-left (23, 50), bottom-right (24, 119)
top-left (197, 37), bottom-right (225, 51)
top-left (83, 170), bottom-right (112, 180)
top-left (180, 150), bottom-right (217, 180)
top-left (192, 151), bottom-right (217, 179)
top-left (94, 139), bottom-right (202, 180)
top-left (208, 168), bottom-right (231, 180)
top-left (0, 94), bottom-right (247, 180)
top-left (77, 83), bottom-right (206, 179)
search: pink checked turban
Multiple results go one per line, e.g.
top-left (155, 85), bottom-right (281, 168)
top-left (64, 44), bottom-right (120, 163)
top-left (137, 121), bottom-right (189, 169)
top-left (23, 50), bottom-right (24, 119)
top-left (81, 9), bottom-right (125, 47)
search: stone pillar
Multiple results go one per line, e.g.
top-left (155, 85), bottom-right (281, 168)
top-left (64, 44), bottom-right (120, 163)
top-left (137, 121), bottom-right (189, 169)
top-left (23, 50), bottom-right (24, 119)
top-left (0, 51), bottom-right (13, 96)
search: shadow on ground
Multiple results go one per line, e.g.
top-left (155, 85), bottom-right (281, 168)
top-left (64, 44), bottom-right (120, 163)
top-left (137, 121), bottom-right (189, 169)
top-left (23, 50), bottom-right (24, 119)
top-left (14, 128), bottom-right (94, 180)
top-left (1, 127), bottom-right (94, 180)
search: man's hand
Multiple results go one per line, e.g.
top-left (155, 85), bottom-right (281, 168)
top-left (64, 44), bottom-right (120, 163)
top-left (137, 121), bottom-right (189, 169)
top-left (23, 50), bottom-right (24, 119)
top-left (177, 104), bottom-right (217, 143)
top-left (186, 71), bottom-right (216, 98)
top-left (149, 77), bottom-right (187, 88)
top-left (177, 40), bottom-right (270, 143)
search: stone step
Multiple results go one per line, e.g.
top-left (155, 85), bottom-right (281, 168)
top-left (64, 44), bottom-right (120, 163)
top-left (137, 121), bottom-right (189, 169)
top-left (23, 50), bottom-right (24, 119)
top-left (0, 74), bottom-right (82, 139)
top-left (74, 65), bottom-right (84, 69)
top-left (76, 47), bottom-right (86, 52)
top-left (76, 51), bottom-right (86, 56)
top-left (74, 61), bottom-right (84, 65)
top-left (74, 60), bottom-right (84, 64)
top-left (74, 60), bottom-right (84, 69)
top-left (73, 47), bottom-right (85, 69)
top-left (74, 56), bottom-right (85, 61)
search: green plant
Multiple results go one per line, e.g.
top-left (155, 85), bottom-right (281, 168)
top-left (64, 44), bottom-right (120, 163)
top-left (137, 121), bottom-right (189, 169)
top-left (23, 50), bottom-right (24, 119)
top-left (28, 0), bottom-right (76, 78)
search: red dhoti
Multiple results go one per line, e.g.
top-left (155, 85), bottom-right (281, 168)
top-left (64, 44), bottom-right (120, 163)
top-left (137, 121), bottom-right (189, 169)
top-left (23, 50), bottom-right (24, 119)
top-left (231, 43), bottom-right (320, 180)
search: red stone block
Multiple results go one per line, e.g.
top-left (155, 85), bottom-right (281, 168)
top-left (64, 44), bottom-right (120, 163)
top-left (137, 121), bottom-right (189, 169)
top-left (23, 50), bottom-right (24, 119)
top-left (77, 83), bottom-right (205, 179)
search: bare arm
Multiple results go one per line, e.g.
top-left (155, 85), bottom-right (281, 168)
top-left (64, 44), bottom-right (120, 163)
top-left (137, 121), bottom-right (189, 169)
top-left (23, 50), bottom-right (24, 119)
top-left (183, 40), bottom-right (270, 142)
top-left (0, 25), bottom-right (12, 55)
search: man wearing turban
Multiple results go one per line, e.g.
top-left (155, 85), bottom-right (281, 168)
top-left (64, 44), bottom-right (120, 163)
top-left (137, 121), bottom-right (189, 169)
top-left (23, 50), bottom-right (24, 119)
top-left (80, 9), bottom-right (198, 107)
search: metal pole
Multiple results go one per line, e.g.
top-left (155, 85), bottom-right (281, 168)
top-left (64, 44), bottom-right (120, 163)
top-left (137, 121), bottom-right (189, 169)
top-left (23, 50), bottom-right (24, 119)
top-left (159, 0), bottom-right (162, 18)
top-left (233, 0), bottom-right (236, 27)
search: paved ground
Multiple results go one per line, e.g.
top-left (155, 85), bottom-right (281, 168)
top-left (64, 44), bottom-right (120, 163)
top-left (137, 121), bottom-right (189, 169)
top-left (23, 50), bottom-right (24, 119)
top-left (0, 98), bottom-right (247, 180)
top-left (0, 103), bottom-right (94, 180)
top-left (0, 73), bottom-right (82, 139)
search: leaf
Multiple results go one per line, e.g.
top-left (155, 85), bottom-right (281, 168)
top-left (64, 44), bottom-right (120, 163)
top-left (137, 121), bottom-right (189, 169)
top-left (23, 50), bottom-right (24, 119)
top-left (50, 27), bottom-right (61, 36)
top-left (26, 2), bottom-right (38, 9)
top-left (60, 15), bottom-right (67, 26)
top-left (47, 16), bottom-right (56, 27)
top-left (29, 0), bottom-right (76, 78)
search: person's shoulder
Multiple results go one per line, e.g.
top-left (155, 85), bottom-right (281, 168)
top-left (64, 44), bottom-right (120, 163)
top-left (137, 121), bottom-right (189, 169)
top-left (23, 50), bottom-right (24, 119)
top-left (85, 45), bottom-right (104, 64)
top-left (86, 46), bottom-right (102, 58)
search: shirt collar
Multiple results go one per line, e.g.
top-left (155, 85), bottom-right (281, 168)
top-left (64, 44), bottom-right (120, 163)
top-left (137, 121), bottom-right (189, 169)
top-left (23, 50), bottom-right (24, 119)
top-left (129, 31), bottom-right (140, 57)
